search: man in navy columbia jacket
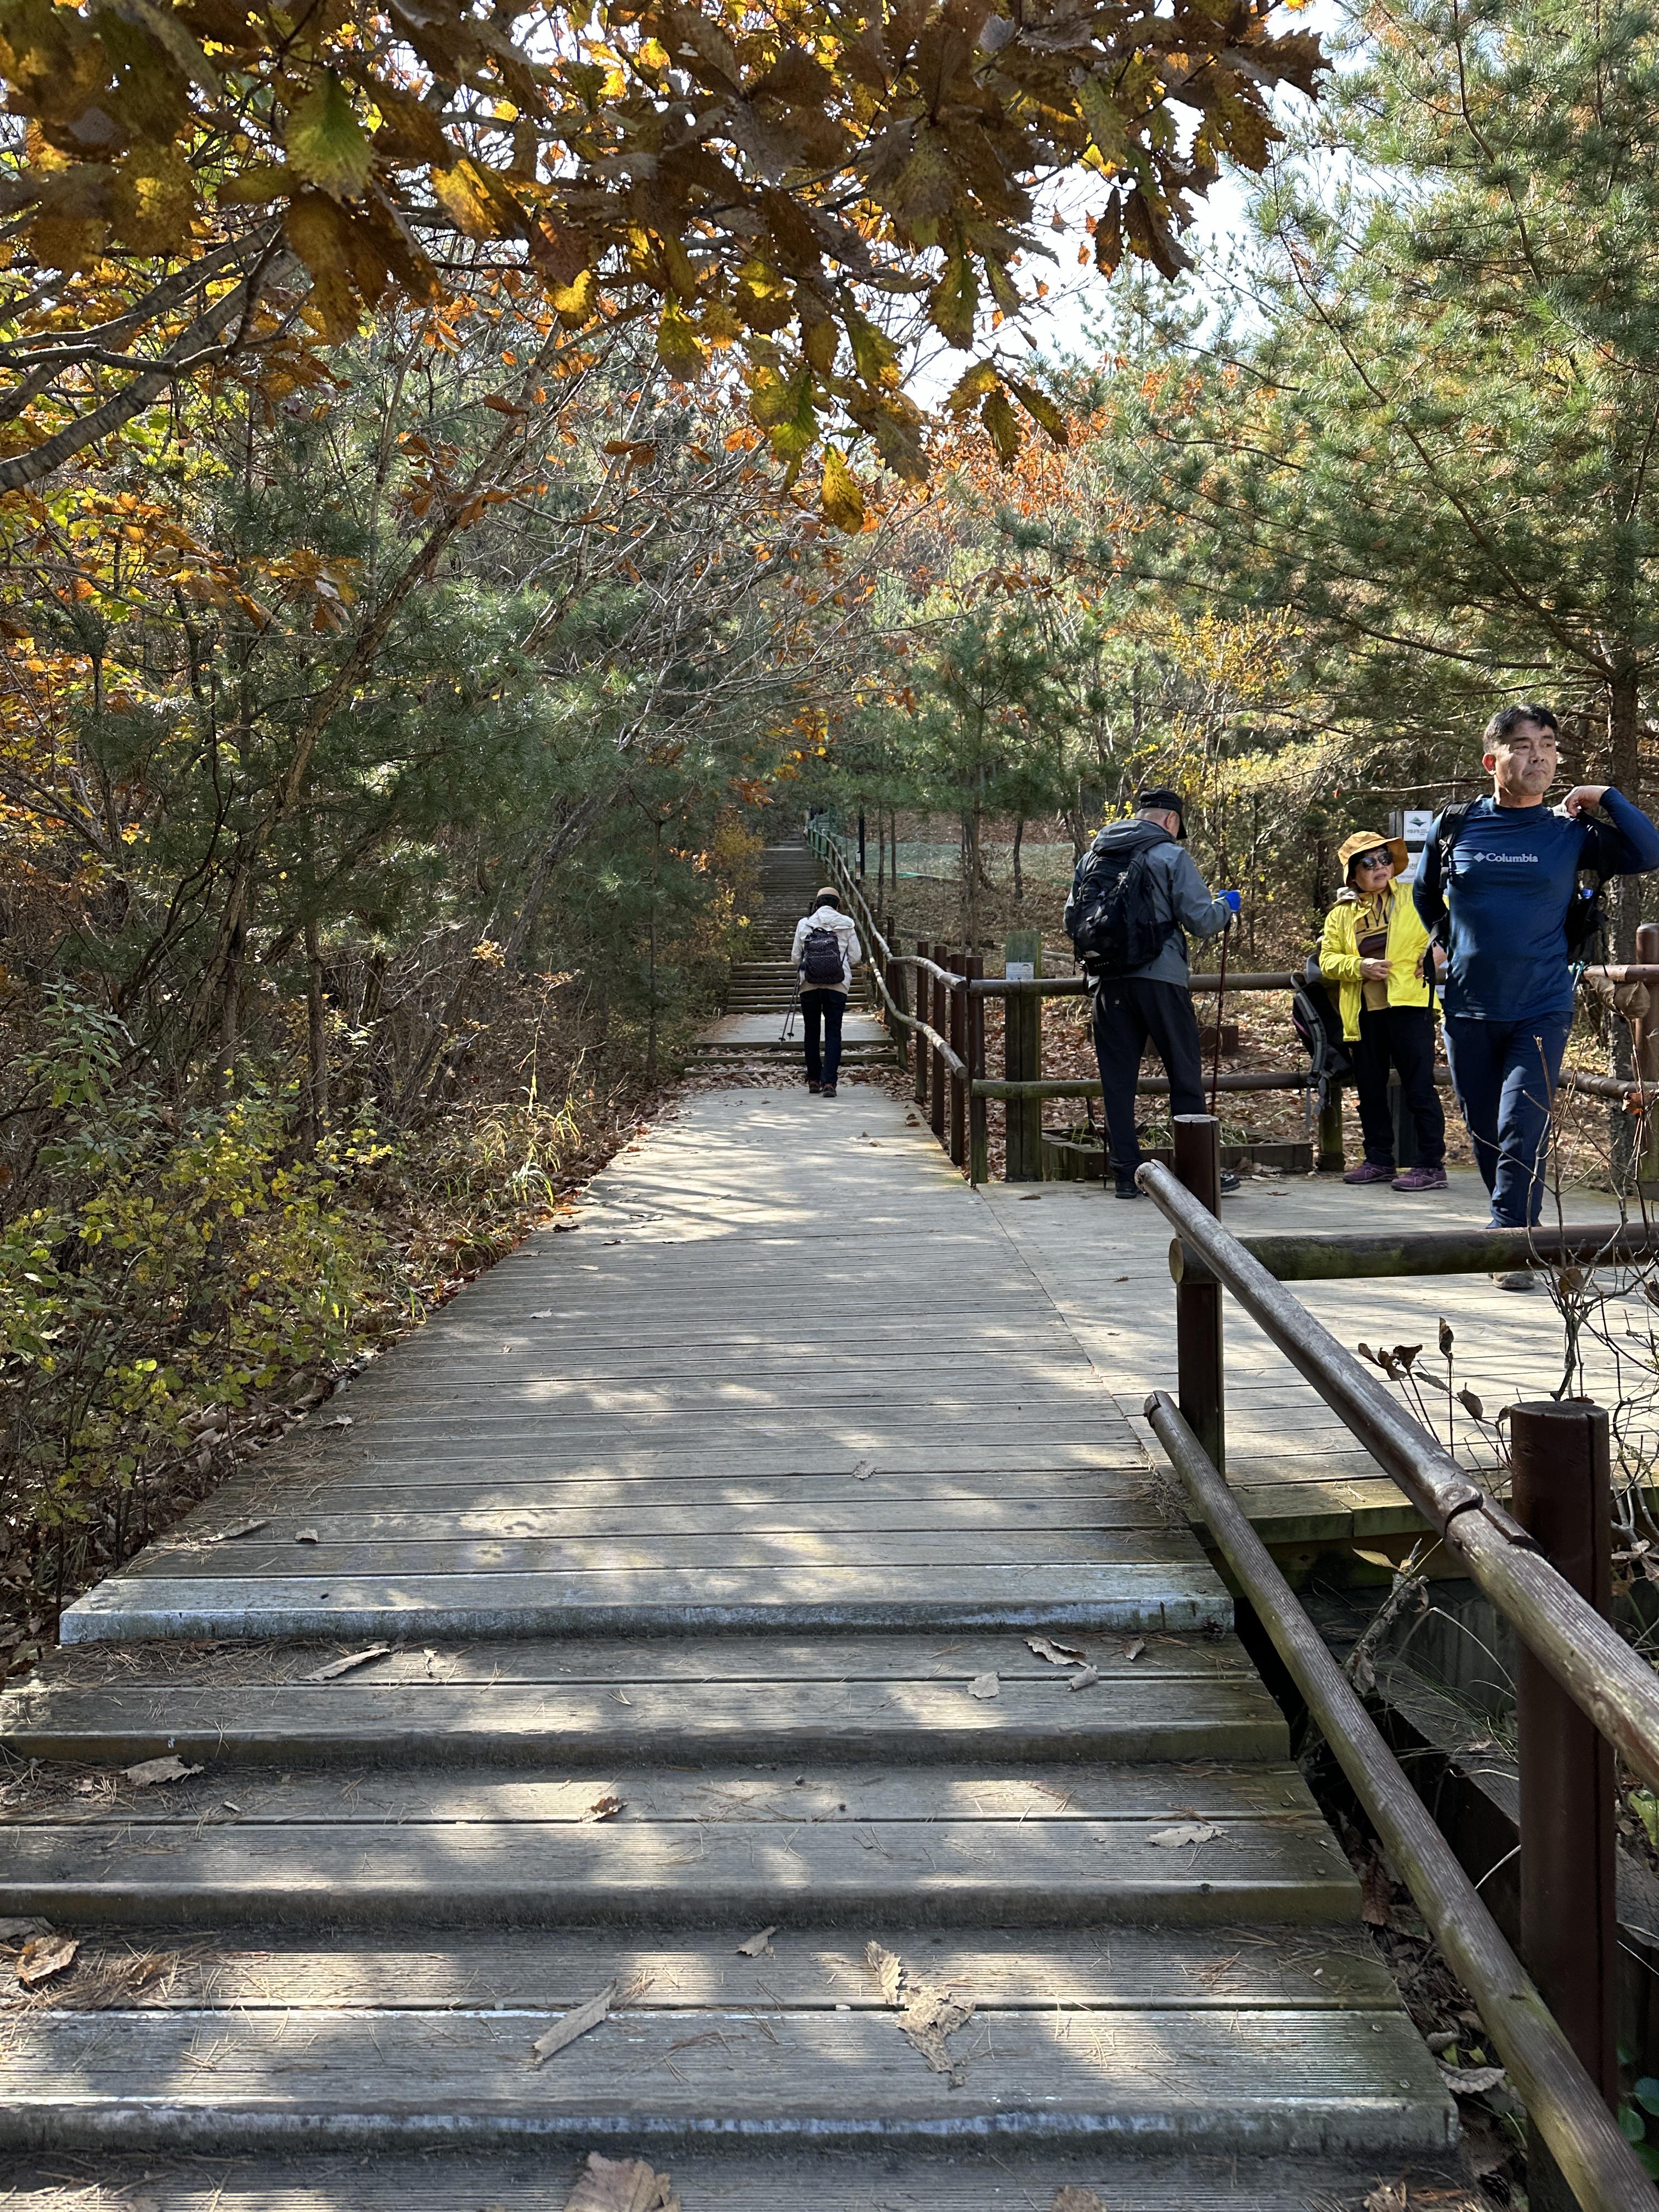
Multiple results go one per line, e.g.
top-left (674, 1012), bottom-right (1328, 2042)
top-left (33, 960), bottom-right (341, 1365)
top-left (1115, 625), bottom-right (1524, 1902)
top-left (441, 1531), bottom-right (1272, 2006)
top-left (1413, 702), bottom-right (1659, 1232)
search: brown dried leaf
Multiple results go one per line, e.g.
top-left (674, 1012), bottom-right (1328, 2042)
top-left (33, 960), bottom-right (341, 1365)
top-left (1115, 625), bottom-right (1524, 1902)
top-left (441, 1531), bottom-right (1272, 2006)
top-left (1026, 1635), bottom-right (1086, 1666)
top-left (967, 1672), bottom-right (998, 1700)
top-left (531, 1973), bottom-right (651, 2068)
top-left (1121, 1637), bottom-right (1147, 1661)
top-left (735, 1925), bottom-right (775, 1957)
top-left (1361, 1850), bottom-right (1394, 1929)
top-left (295, 1528), bottom-right (319, 1544)
top-left (0, 1917), bottom-right (50, 1942)
top-left (1438, 1317), bottom-right (1455, 1357)
top-left (898, 1980), bottom-right (975, 2085)
top-left (562, 2151), bottom-right (681, 2211)
top-left (1456, 1387), bottom-right (1486, 1422)
top-left (208, 1517), bottom-right (268, 1543)
top-left (1052, 2191), bottom-right (1109, 2212)
top-left (1391, 1344), bottom-right (1423, 1373)
top-left (850, 1457), bottom-right (876, 1481)
top-left (1148, 1822), bottom-right (1218, 1848)
top-left (582, 1793), bottom-right (624, 1822)
top-left (864, 1940), bottom-right (905, 2005)
top-left (17, 1932), bottom-right (78, 1987)
top-left (1439, 2063), bottom-right (1506, 2096)
top-left (122, 1756), bottom-right (204, 1786)
top-left (303, 1644), bottom-right (391, 1681)
top-left (1067, 1666), bottom-right (1099, 1691)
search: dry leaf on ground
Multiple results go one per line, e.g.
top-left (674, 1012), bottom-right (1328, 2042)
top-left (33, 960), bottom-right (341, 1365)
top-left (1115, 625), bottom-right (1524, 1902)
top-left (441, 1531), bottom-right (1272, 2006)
top-left (295, 1528), bottom-right (319, 1544)
top-left (562, 2150), bottom-right (681, 2211)
top-left (1068, 1666), bottom-right (1099, 1691)
top-left (17, 1933), bottom-right (78, 1987)
top-left (1148, 1822), bottom-right (1219, 1848)
top-left (531, 1973), bottom-right (651, 2068)
top-left (1122, 1638), bottom-right (1147, 1661)
top-left (1361, 1851), bottom-right (1395, 1929)
top-left (1052, 2191), bottom-right (1109, 2212)
top-left (850, 1457), bottom-right (876, 1481)
top-left (1440, 2063), bottom-right (1506, 2096)
top-left (208, 1518), bottom-right (268, 1543)
top-left (967, 1673), bottom-right (999, 1700)
top-left (581, 1793), bottom-right (624, 1822)
top-left (735, 1926), bottom-right (775, 1957)
top-left (864, 1940), bottom-right (905, 2006)
top-left (899, 1981), bottom-right (975, 2086)
top-left (303, 1645), bottom-right (391, 1681)
top-left (1026, 1635), bottom-right (1086, 1667)
top-left (122, 1756), bottom-right (204, 1786)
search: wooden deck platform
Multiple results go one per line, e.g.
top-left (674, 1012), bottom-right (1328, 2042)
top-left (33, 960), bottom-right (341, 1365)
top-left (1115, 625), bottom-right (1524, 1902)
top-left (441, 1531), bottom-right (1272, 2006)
top-left (0, 1064), bottom-right (1465, 2205)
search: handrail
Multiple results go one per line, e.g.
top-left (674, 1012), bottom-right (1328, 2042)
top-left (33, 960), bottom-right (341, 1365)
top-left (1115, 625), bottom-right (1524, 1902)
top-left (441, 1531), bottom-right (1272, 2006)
top-left (1148, 1392), bottom-right (1655, 2212)
top-left (1174, 1221), bottom-right (1659, 1284)
top-left (1137, 1154), bottom-right (1659, 1796)
top-left (806, 824), bottom-right (969, 1076)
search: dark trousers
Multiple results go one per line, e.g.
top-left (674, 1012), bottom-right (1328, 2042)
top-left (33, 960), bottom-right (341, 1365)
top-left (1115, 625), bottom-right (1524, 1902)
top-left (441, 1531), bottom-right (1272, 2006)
top-left (1353, 1005), bottom-right (1445, 1168)
top-left (801, 989), bottom-right (845, 1085)
top-left (1443, 1012), bottom-right (1572, 1227)
top-left (1091, 977), bottom-right (1206, 1180)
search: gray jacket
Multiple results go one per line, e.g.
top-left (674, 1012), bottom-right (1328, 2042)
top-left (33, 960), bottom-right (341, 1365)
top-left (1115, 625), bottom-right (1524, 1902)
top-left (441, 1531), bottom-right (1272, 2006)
top-left (1069, 819), bottom-right (1233, 985)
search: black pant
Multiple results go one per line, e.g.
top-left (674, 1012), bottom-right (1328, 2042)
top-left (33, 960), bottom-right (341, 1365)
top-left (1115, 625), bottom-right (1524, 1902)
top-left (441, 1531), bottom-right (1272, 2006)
top-left (1353, 1004), bottom-right (1445, 1167)
top-left (1092, 977), bottom-right (1206, 1180)
top-left (801, 990), bottom-right (845, 1085)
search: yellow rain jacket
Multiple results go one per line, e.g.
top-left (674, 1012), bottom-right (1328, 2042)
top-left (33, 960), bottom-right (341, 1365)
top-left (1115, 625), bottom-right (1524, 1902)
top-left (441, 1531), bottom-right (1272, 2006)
top-left (1318, 885), bottom-right (1435, 1043)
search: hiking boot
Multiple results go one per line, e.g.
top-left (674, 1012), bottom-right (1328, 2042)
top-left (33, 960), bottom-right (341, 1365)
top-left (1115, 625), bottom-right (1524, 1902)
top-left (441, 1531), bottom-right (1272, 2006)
top-left (807, 1080), bottom-right (822, 1094)
top-left (821, 1083), bottom-right (837, 1099)
top-left (1113, 1176), bottom-right (1144, 1201)
top-left (1392, 1164), bottom-right (1448, 1192)
top-left (1343, 1160), bottom-right (1395, 1185)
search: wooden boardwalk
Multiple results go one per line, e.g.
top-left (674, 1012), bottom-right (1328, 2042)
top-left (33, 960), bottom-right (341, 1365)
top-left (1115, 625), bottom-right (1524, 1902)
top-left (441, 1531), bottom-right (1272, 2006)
top-left (0, 1081), bottom-right (1459, 2208)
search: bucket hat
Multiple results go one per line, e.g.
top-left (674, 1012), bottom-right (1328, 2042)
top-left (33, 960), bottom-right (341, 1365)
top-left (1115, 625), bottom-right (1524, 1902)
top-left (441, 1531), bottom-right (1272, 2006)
top-left (1338, 830), bottom-right (1408, 883)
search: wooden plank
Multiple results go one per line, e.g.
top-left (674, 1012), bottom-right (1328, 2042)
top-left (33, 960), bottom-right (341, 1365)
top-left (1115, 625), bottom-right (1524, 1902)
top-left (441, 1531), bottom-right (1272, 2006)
top-left (14, 1925), bottom-right (1401, 2013)
top-left (0, 2004), bottom-right (1454, 2156)
top-left (0, 1673), bottom-right (1288, 1768)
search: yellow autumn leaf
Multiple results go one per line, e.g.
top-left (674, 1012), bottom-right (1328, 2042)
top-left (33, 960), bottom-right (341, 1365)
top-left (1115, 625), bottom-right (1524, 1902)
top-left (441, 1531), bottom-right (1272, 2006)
top-left (821, 444), bottom-right (864, 533)
top-left (110, 140), bottom-right (195, 254)
top-left (286, 72), bottom-right (374, 202)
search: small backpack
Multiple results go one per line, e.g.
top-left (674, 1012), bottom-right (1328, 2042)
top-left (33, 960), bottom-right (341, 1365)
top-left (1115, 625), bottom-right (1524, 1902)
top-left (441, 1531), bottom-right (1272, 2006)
top-left (1429, 800), bottom-right (1608, 960)
top-left (800, 924), bottom-right (844, 987)
top-left (1064, 839), bottom-right (1172, 977)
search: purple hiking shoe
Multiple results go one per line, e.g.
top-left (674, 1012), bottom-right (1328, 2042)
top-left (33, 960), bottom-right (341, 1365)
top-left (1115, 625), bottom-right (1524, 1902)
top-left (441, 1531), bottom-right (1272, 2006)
top-left (1342, 1161), bottom-right (1395, 1185)
top-left (1391, 1165), bottom-right (1448, 1192)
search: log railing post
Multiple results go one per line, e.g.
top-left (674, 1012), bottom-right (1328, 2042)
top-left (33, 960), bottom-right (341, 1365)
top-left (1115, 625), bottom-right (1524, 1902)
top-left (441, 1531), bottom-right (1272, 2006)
top-left (1003, 928), bottom-right (1043, 1181)
top-left (1510, 1398), bottom-right (1617, 2210)
top-left (965, 955), bottom-right (988, 1185)
top-left (1317, 1080), bottom-right (1346, 1173)
top-left (929, 943), bottom-right (948, 1146)
top-left (948, 949), bottom-right (967, 1168)
top-left (886, 935), bottom-right (909, 1074)
top-left (1636, 922), bottom-right (1659, 1190)
top-left (913, 939), bottom-right (929, 1109)
top-left (1172, 1114), bottom-right (1225, 1471)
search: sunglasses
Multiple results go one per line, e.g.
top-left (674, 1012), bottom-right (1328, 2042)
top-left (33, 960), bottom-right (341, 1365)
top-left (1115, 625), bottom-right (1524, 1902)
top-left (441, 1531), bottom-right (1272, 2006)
top-left (1354, 851), bottom-right (1393, 871)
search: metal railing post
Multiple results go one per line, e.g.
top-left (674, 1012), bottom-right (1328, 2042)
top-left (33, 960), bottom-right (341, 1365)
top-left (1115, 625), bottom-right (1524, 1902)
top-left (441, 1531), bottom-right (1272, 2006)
top-left (966, 955), bottom-right (988, 1186)
top-left (1510, 1398), bottom-right (1617, 2208)
top-left (1636, 922), bottom-right (1659, 1190)
top-left (929, 943), bottom-right (947, 1146)
top-left (1003, 928), bottom-right (1043, 1181)
top-left (913, 940), bottom-right (929, 1109)
top-left (948, 949), bottom-right (967, 1168)
top-left (1171, 1114), bottom-right (1225, 1471)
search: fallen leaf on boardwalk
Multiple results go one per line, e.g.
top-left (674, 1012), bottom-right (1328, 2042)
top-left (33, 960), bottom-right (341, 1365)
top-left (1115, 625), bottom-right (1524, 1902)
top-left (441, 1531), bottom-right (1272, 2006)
top-left (1052, 2191), bottom-right (1109, 2212)
top-left (850, 1457), bottom-right (876, 1481)
top-left (17, 1933), bottom-right (78, 1987)
top-left (1439, 2063), bottom-right (1506, 2095)
top-left (1026, 1635), bottom-right (1086, 1667)
top-left (1149, 1822), bottom-right (1218, 1848)
top-left (562, 2148), bottom-right (681, 2210)
top-left (295, 1528), bottom-right (319, 1544)
top-left (207, 1517), bottom-right (268, 1543)
top-left (1122, 1638), bottom-right (1147, 1661)
top-left (580, 1793), bottom-right (624, 1821)
top-left (1361, 1851), bottom-right (1395, 1929)
top-left (320, 1415), bottom-right (353, 1429)
top-left (303, 1644), bottom-right (391, 1681)
top-left (898, 1980), bottom-right (975, 2086)
top-left (123, 1756), bottom-right (204, 1786)
top-left (1068, 1666), bottom-right (1099, 1691)
top-left (864, 1940), bottom-right (905, 2006)
top-left (967, 1673), bottom-right (999, 1700)
top-left (531, 1974), bottom-right (651, 2068)
top-left (736, 1926), bottom-right (775, 1957)
top-left (0, 1917), bottom-right (50, 1942)
top-left (529, 1310), bottom-right (556, 1319)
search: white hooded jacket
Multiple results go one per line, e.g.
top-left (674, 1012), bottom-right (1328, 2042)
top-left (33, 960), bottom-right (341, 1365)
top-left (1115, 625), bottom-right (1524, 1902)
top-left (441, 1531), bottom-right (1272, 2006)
top-left (791, 905), bottom-right (862, 995)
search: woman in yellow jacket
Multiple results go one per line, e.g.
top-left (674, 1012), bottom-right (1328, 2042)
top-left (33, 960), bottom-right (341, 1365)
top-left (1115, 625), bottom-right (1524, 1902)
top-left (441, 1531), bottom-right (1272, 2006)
top-left (1319, 830), bottom-right (1447, 1192)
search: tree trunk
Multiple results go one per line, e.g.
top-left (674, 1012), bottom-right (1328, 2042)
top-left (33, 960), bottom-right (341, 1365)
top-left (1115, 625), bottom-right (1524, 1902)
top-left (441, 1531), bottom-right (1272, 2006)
top-left (1012, 816), bottom-right (1025, 903)
top-left (304, 917), bottom-right (330, 1147)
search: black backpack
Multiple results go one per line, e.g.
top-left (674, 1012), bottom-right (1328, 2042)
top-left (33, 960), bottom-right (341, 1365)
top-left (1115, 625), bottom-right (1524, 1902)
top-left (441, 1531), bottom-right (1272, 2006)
top-left (800, 924), bottom-right (844, 987)
top-left (1065, 838), bottom-right (1172, 977)
top-left (1430, 801), bottom-right (1608, 960)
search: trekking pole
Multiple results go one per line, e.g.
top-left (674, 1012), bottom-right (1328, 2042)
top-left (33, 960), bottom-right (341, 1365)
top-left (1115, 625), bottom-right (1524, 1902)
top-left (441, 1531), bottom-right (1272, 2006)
top-left (1209, 923), bottom-right (1230, 1117)
top-left (781, 974), bottom-right (800, 1043)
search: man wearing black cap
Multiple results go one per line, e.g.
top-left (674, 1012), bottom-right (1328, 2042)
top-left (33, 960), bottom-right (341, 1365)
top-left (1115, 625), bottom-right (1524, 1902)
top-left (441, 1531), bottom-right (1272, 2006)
top-left (1065, 788), bottom-right (1240, 1199)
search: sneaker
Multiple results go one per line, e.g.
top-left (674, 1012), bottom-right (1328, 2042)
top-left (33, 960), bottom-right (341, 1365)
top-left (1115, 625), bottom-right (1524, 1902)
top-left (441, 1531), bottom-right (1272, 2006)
top-left (1491, 1269), bottom-right (1538, 1292)
top-left (1218, 1170), bottom-right (1241, 1195)
top-left (1343, 1161), bottom-right (1395, 1185)
top-left (1391, 1165), bottom-right (1448, 1192)
top-left (1113, 1176), bottom-right (1144, 1201)
top-left (807, 1080), bottom-right (822, 1094)
top-left (821, 1084), bottom-right (837, 1099)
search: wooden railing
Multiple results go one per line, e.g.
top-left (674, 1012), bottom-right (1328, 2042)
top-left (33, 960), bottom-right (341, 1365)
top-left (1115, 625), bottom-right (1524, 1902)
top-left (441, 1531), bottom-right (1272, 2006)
top-left (808, 821), bottom-right (1659, 1188)
top-left (1144, 1113), bottom-right (1659, 2212)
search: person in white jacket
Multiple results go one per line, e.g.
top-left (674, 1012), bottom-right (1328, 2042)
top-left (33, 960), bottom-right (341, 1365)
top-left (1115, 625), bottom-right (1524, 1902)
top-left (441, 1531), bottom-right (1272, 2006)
top-left (790, 889), bottom-right (862, 1097)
